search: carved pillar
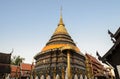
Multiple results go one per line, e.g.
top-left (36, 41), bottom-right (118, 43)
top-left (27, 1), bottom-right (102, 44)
top-left (67, 50), bottom-right (71, 79)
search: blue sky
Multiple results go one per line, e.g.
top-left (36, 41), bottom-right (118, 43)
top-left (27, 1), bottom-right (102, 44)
top-left (0, 0), bottom-right (120, 63)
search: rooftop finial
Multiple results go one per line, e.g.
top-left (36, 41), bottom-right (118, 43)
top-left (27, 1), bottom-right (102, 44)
top-left (58, 6), bottom-right (64, 26)
top-left (60, 6), bottom-right (62, 18)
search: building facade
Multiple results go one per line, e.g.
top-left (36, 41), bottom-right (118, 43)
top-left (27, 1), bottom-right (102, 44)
top-left (34, 14), bottom-right (86, 79)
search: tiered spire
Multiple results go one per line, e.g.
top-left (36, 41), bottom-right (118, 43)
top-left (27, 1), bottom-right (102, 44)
top-left (41, 9), bottom-right (80, 53)
top-left (58, 7), bottom-right (64, 25)
top-left (47, 10), bottom-right (75, 46)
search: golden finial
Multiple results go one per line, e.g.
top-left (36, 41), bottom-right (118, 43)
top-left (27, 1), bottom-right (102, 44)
top-left (58, 6), bottom-right (64, 25)
top-left (53, 7), bottom-right (69, 35)
top-left (60, 6), bottom-right (62, 18)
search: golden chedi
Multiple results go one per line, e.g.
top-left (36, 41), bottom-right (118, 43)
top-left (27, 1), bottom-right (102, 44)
top-left (34, 13), bottom-right (86, 79)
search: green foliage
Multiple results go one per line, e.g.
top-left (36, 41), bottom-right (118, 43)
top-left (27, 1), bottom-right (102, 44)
top-left (11, 55), bottom-right (25, 66)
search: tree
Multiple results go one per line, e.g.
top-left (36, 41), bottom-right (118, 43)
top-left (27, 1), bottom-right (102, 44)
top-left (11, 55), bottom-right (25, 66)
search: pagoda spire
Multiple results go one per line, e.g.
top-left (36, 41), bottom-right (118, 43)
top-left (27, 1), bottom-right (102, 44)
top-left (53, 8), bottom-right (68, 35)
top-left (58, 7), bottom-right (64, 26)
top-left (40, 8), bottom-right (81, 53)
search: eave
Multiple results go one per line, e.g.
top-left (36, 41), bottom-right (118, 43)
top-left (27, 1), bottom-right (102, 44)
top-left (114, 27), bottom-right (120, 40)
top-left (102, 36), bottom-right (120, 61)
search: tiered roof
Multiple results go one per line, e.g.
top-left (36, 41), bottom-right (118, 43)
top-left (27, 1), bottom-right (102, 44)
top-left (102, 27), bottom-right (120, 62)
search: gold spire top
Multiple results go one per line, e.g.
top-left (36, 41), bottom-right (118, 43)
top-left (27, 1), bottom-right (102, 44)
top-left (53, 8), bottom-right (69, 35)
top-left (58, 7), bottom-right (64, 26)
top-left (40, 8), bottom-right (81, 53)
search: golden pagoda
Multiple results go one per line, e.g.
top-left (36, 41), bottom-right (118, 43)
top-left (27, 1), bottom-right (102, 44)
top-left (34, 12), bottom-right (86, 79)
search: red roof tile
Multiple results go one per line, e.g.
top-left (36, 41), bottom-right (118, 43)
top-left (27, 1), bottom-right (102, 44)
top-left (10, 65), bottom-right (20, 77)
top-left (10, 63), bottom-right (34, 78)
top-left (20, 63), bottom-right (34, 71)
top-left (11, 65), bottom-right (20, 72)
top-left (86, 53), bottom-right (106, 76)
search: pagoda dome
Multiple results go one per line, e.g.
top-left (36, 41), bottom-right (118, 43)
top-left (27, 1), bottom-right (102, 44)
top-left (41, 14), bottom-right (81, 53)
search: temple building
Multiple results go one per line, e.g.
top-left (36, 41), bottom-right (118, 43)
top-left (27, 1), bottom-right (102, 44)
top-left (97, 27), bottom-right (120, 79)
top-left (0, 52), bottom-right (11, 79)
top-left (34, 13), bottom-right (86, 79)
top-left (10, 63), bottom-right (34, 79)
top-left (10, 65), bottom-right (20, 78)
top-left (85, 53), bottom-right (113, 79)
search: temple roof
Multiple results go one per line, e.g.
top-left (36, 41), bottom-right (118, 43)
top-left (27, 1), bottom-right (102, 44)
top-left (86, 54), bottom-right (103, 66)
top-left (20, 63), bottom-right (34, 71)
top-left (102, 27), bottom-right (120, 63)
top-left (114, 27), bottom-right (120, 40)
top-left (85, 53), bottom-right (106, 76)
top-left (41, 14), bottom-right (80, 53)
